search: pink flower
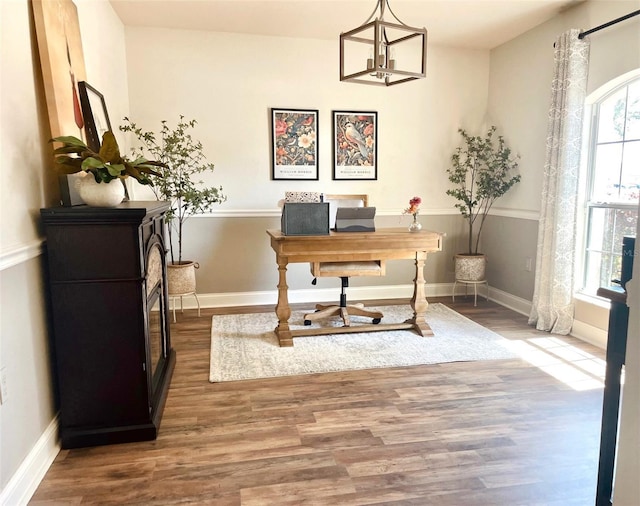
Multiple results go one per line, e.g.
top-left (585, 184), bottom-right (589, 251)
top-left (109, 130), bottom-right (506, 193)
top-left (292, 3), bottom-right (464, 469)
top-left (275, 119), bottom-right (288, 137)
top-left (403, 196), bottom-right (422, 216)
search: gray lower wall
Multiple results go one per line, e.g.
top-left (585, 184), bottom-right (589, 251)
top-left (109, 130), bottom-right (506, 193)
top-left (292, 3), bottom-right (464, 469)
top-left (0, 256), bottom-right (56, 491)
top-left (179, 213), bottom-right (537, 298)
top-left (481, 215), bottom-right (538, 301)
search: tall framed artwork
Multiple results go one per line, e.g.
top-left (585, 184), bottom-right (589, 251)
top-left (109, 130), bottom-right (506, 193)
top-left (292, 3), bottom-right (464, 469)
top-left (32, 0), bottom-right (87, 141)
top-left (271, 108), bottom-right (319, 180)
top-left (333, 111), bottom-right (377, 180)
top-left (32, 0), bottom-right (88, 205)
top-left (78, 81), bottom-right (112, 152)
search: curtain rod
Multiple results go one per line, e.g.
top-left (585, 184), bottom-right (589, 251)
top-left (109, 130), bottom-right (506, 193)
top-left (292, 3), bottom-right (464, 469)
top-left (552, 10), bottom-right (639, 46)
top-left (578, 9), bottom-right (640, 39)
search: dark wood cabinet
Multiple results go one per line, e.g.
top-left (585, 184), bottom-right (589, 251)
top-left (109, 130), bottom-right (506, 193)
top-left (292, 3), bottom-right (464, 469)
top-left (40, 201), bottom-right (176, 449)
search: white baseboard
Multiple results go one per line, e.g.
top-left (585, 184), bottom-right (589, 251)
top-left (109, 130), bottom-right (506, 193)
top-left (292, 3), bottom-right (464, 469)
top-left (176, 284), bottom-right (536, 313)
top-left (570, 320), bottom-right (607, 349)
top-left (0, 416), bottom-right (60, 506)
top-left (170, 283), bottom-right (457, 310)
top-left (487, 287), bottom-right (532, 316)
top-left (486, 288), bottom-right (607, 349)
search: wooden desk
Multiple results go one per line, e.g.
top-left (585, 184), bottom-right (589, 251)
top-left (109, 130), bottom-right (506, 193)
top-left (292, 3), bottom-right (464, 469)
top-left (267, 228), bottom-right (443, 346)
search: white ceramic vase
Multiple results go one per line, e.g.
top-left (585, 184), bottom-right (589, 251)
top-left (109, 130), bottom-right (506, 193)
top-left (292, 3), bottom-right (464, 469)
top-left (76, 175), bottom-right (125, 207)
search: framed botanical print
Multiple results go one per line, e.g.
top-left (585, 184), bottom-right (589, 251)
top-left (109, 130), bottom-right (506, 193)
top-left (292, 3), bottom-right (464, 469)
top-left (78, 81), bottom-right (112, 152)
top-left (333, 111), bottom-right (377, 180)
top-left (271, 108), bottom-right (319, 180)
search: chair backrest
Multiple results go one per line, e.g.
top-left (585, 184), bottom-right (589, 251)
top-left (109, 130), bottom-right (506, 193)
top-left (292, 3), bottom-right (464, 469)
top-left (322, 194), bottom-right (368, 229)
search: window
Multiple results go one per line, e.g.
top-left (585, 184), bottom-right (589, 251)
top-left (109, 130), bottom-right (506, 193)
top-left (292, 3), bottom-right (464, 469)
top-left (582, 77), bottom-right (639, 294)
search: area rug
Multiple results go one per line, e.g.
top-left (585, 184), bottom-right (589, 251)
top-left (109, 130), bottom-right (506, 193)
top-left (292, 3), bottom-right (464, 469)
top-left (209, 303), bottom-right (519, 382)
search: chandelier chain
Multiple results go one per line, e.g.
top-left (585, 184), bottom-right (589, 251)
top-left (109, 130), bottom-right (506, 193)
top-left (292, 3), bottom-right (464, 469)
top-left (362, 0), bottom-right (413, 28)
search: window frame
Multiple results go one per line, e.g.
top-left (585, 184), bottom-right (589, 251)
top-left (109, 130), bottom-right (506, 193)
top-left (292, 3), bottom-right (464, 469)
top-left (579, 75), bottom-right (640, 296)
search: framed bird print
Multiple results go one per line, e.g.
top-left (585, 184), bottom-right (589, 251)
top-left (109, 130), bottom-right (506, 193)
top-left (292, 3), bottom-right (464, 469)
top-left (333, 111), bottom-right (377, 180)
top-left (271, 108), bottom-right (319, 180)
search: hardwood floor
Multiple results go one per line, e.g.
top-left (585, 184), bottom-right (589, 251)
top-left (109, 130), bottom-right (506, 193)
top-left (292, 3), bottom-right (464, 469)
top-left (30, 298), bottom-right (606, 505)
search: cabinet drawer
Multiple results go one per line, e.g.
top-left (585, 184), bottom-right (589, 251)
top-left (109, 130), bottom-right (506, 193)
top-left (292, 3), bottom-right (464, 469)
top-left (46, 224), bottom-right (141, 281)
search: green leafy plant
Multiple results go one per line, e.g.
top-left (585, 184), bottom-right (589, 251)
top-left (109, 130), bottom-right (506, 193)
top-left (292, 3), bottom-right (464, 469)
top-left (446, 126), bottom-right (521, 255)
top-left (120, 116), bottom-right (226, 264)
top-left (50, 131), bottom-right (163, 184)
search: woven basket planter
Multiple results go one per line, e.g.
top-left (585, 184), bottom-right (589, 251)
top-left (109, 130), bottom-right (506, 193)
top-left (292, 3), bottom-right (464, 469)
top-left (454, 254), bottom-right (487, 282)
top-left (167, 261), bottom-right (199, 296)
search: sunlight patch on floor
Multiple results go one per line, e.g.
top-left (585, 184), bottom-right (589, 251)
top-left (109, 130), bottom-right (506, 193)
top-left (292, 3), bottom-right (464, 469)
top-left (508, 337), bottom-right (606, 391)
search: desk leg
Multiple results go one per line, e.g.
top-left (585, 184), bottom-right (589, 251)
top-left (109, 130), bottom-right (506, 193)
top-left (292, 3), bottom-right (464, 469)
top-left (274, 256), bottom-right (293, 347)
top-left (407, 251), bottom-right (434, 337)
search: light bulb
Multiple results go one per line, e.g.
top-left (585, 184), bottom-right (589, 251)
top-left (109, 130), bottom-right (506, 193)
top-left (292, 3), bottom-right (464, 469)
top-left (388, 46), bottom-right (396, 71)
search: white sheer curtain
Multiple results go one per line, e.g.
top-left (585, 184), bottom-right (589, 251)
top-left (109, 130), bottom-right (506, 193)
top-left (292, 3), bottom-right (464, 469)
top-left (529, 29), bottom-right (590, 335)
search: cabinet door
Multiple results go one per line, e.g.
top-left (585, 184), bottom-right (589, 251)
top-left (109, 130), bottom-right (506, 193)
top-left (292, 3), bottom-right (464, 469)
top-left (52, 282), bottom-right (150, 428)
top-left (144, 236), bottom-right (171, 405)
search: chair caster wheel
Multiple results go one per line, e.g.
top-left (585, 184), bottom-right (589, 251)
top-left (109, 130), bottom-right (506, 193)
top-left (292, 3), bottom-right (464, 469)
top-left (304, 320), bottom-right (312, 326)
top-left (372, 318), bottom-right (381, 324)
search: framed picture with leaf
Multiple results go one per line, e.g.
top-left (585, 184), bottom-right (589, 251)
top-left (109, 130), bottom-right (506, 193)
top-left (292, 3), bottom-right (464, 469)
top-left (271, 108), bottom-right (319, 180)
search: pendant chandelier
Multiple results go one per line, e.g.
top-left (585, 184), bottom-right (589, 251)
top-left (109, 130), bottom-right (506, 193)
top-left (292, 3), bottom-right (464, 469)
top-left (340, 0), bottom-right (428, 87)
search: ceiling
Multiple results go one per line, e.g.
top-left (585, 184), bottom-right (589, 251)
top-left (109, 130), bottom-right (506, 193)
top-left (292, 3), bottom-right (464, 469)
top-left (109, 0), bottom-right (583, 49)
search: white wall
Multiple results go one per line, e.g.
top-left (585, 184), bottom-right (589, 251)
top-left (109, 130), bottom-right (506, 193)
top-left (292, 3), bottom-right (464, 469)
top-left (0, 0), bottom-right (130, 501)
top-left (488, 0), bottom-right (640, 213)
top-left (77, 0), bottom-right (130, 140)
top-left (123, 27), bottom-right (490, 211)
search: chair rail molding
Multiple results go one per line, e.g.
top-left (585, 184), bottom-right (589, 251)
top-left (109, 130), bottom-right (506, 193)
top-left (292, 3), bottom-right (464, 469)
top-left (188, 207), bottom-right (540, 220)
top-left (0, 239), bottom-right (45, 272)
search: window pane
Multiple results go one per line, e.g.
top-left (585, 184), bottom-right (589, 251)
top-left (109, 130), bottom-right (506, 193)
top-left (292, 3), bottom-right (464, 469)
top-left (584, 250), bottom-right (603, 293)
top-left (626, 80), bottom-right (640, 141)
top-left (587, 207), bottom-right (606, 250)
top-left (613, 207), bottom-right (639, 245)
top-left (598, 88), bottom-right (627, 143)
top-left (592, 143), bottom-right (623, 202)
top-left (620, 140), bottom-right (640, 203)
top-left (583, 78), bottom-right (639, 297)
top-left (584, 206), bottom-right (638, 293)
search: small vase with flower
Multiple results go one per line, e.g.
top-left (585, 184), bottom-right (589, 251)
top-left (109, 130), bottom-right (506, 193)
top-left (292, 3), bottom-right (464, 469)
top-left (403, 196), bottom-right (422, 232)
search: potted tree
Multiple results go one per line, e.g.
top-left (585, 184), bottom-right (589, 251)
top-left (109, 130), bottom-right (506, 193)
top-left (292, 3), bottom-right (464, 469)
top-left (120, 116), bottom-right (226, 301)
top-left (446, 126), bottom-right (521, 282)
top-left (51, 131), bottom-right (163, 207)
